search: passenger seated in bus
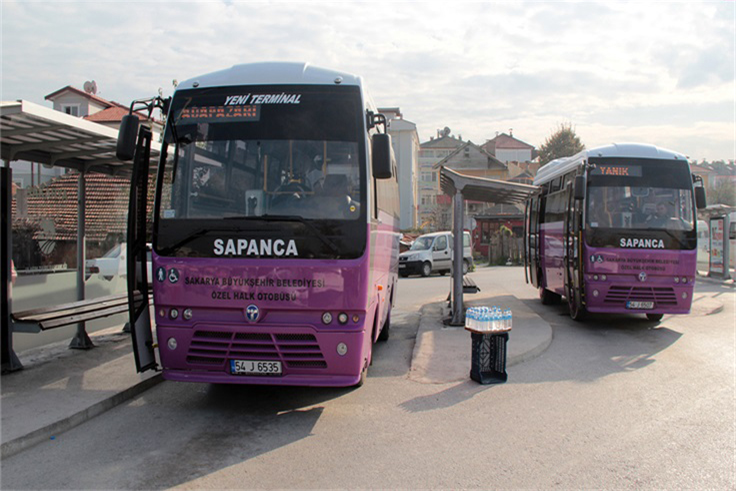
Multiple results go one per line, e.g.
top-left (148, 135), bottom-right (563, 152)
top-left (589, 203), bottom-right (612, 228)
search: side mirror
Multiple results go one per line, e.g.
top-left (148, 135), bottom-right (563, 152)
top-left (372, 133), bottom-right (393, 179)
top-left (116, 114), bottom-right (140, 161)
top-left (574, 175), bottom-right (586, 200)
top-left (695, 186), bottom-right (706, 209)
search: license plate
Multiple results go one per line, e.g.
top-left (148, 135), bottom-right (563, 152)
top-left (399, 264), bottom-right (406, 269)
top-left (627, 301), bottom-right (654, 310)
top-left (230, 360), bottom-right (282, 376)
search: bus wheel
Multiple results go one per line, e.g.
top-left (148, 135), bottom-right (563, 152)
top-left (421, 262), bottom-right (432, 277)
top-left (646, 313), bottom-right (664, 322)
top-left (539, 287), bottom-right (561, 305)
top-left (378, 308), bottom-right (390, 342)
top-left (568, 294), bottom-right (587, 321)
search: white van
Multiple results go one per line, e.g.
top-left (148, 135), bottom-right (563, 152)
top-left (398, 231), bottom-right (473, 277)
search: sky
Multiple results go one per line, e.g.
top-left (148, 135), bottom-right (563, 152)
top-left (1, 0), bottom-right (734, 161)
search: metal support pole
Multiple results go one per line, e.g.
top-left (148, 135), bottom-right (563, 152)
top-left (70, 170), bottom-right (93, 349)
top-left (2, 165), bottom-right (23, 373)
top-left (451, 188), bottom-right (465, 326)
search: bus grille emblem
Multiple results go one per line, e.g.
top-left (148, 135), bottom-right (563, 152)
top-left (245, 304), bottom-right (260, 322)
top-left (638, 272), bottom-right (647, 282)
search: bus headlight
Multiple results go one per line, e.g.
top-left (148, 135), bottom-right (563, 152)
top-left (322, 312), bottom-right (333, 325)
top-left (601, 275), bottom-right (607, 281)
top-left (183, 308), bottom-right (193, 320)
top-left (682, 277), bottom-right (688, 283)
top-left (594, 275), bottom-right (599, 281)
top-left (338, 312), bottom-right (349, 325)
top-left (170, 308), bottom-right (179, 320)
top-left (674, 277), bottom-right (680, 283)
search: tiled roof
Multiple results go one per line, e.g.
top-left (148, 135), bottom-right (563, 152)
top-left (421, 135), bottom-right (464, 149)
top-left (44, 85), bottom-right (126, 110)
top-left (11, 172), bottom-right (150, 243)
top-left (84, 106), bottom-right (136, 123)
top-left (482, 133), bottom-right (535, 151)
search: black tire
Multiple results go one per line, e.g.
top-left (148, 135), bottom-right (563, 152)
top-left (438, 270), bottom-right (447, 276)
top-left (539, 286), bottom-right (561, 305)
top-left (421, 262), bottom-right (432, 277)
top-left (646, 313), bottom-right (664, 322)
top-left (462, 260), bottom-right (469, 275)
top-left (399, 271), bottom-right (409, 278)
top-left (377, 309), bottom-right (390, 342)
top-left (568, 293), bottom-right (587, 321)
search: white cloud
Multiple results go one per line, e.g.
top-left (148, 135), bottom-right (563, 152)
top-left (1, 0), bottom-right (733, 160)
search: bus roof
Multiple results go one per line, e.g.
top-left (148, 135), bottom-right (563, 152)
top-left (533, 142), bottom-right (688, 186)
top-left (176, 62), bottom-right (364, 91)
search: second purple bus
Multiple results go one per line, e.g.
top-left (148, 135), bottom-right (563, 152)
top-left (525, 143), bottom-right (706, 321)
top-left (118, 62), bottom-right (400, 386)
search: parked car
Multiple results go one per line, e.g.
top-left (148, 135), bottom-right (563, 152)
top-left (398, 231), bottom-right (473, 277)
top-left (86, 243), bottom-right (152, 281)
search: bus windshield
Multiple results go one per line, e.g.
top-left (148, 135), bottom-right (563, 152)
top-left (587, 185), bottom-right (695, 231)
top-left (155, 85), bottom-right (367, 259)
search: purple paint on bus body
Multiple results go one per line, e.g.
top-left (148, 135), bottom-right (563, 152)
top-left (151, 221), bottom-right (397, 386)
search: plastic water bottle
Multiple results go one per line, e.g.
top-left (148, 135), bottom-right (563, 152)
top-left (505, 309), bottom-right (513, 330)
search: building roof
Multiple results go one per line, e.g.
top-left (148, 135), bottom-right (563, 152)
top-left (482, 133), bottom-right (535, 152)
top-left (45, 85), bottom-right (122, 109)
top-left (432, 140), bottom-right (506, 170)
top-left (421, 134), bottom-right (464, 149)
top-left (13, 172), bottom-right (130, 242)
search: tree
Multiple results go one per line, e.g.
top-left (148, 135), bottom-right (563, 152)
top-left (707, 178), bottom-right (736, 206)
top-left (538, 123), bottom-right (585, 166)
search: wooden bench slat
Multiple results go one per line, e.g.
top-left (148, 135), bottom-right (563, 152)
top-left (11, 292), bottom-right (131, 319)
top-left (39, 304), bottom-right (131, 330)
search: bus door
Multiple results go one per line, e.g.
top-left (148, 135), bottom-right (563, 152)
top-left (526, 197), bottom-right (540, 287)
top-left (125, 122), bottom-right (157, 373)
top-left (564, 180), bottom-right (583, 308)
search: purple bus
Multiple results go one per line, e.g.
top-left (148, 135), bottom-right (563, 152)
top-left (525, 143), bottom-right (706, 321)
top-left (118, 63), bottom-right (400, 386)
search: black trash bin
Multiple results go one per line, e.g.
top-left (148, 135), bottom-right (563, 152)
top-left (468, 331), bottom-right (509, 384)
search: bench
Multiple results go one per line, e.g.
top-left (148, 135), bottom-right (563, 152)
top-left (446, 275), bottom-right (481, 304)
top-left (11, 291), bottom-right (143, 333)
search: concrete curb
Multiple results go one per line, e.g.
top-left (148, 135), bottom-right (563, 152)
top-left (1, 374), bottom-right (163, 459)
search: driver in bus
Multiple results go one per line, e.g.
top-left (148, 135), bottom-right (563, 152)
top-left (647, 201), bottom-right (672, 228)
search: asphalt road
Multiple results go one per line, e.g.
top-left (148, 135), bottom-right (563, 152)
top-left (2, 267), bottom-right (733, 490)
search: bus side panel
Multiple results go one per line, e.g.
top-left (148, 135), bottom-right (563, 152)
top-left (540, 221), bottom-right (565, 295)
top-left (369, 210), bottom-right (399, 342)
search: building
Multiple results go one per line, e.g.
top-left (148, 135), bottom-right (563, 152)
top-left (480, 132), bottom-right (536, 164)
top-left (418, 131), bottom-right (464, 230)
top-left (380, 107), bottom-right (420, 230)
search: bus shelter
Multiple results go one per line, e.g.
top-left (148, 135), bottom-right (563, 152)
top-left (1, 100), bottom-right (158, 372)
top-left (439, 166), bottom-right (539, 326)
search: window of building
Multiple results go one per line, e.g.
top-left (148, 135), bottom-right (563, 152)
top-left (61, 104), bottom-right (80, 117)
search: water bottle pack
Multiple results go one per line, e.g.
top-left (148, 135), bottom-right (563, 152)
top-left (465, 306), bottom-right (512, 332)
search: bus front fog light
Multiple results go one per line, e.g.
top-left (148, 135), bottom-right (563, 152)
top-left (593, 289), bottom-right (600, 297)
top-left (167, 337), bottom-right (178, 350)
top-left (183, 308), bottom-right (193, 320)
top-left (322, 312), bottom-right (333, 325)
top-left (338, 312), bottom-right (349, 324)
top-left (682, 292), bottom-right (688, 299)
top-left (170, 308), bottom-right (179, 320)
top-left (336, 342), bottom-right (348, 356)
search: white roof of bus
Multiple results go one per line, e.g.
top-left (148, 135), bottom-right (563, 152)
top-left (177, 62), bottom-right (363, 90)
top-left (533, 142), bottom-right (688, 186)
